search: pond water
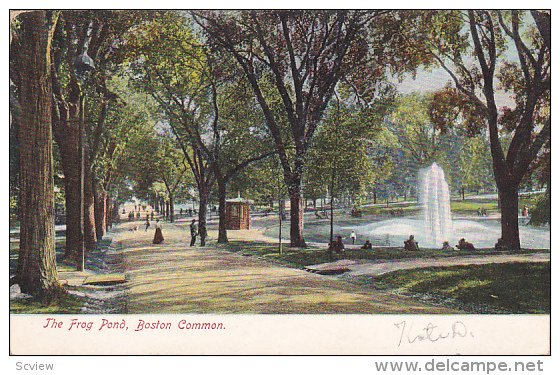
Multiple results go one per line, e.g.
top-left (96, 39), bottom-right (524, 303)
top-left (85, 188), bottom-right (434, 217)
top-left (263, 215), bottom-right (550, 249)
top-left (343, 217), bottom-right (550, 249)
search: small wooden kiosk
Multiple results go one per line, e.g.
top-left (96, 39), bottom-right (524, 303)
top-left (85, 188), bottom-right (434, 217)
top-left (225, 195), bottom-right (253, 230)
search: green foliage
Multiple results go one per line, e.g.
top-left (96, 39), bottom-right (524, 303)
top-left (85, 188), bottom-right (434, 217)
top-left (457, 135), bottom-right (495, 193)
top-left (229, 158), bottom-right (287, 205)
top-left (304, 99), bottom-right (391, 206)
top-left (529, 189), bottom-right (550, 226)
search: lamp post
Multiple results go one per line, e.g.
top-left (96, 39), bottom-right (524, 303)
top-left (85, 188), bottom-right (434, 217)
top-left (73, 50), bottom-right (94, 271)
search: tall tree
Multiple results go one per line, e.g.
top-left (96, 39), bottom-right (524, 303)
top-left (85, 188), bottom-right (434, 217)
top-left (126, 12), bottom-right (275, 243)
top-left (193, 10), bottom-right (395, 246)
top-left (154, 136), bottom-right (191, 223)
top-left (50, 11), bottom-right (96, 264)
top-left (410, 10), bottom-right (550, 248)
top-left (11, 11), bottom-right (62, 297)
top-left (50, 11), bottom-right (152, 263)
top-left (305, 96), bottom-right (392, 212)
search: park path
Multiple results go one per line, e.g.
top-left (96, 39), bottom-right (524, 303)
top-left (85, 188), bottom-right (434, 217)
top-left (305, 252), bottom-right (550, 277)
top-left (114, 221), bottom-right (456, 314)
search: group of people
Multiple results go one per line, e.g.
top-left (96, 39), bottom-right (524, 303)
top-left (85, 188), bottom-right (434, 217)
top-left (126, 210), bottom-right (154, 222)
top-left (178, 208), bottom-right (199, 217)
top-left (128, 211), bottom-right (141, 221)
top-left (476, 208), bottom-right (489, 217)
top-left (328, 230), bottom-right (373, 253)
top-left (142, 216), bottom-right (204, 247)
top-left (402, 236), bottom-right (477, 251)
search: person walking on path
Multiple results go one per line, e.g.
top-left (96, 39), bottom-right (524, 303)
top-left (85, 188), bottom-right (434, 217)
top-left (190, 219), bottom-right (198, 247)
top-left (145, 216), bottom-right (150, 232)
top-left (350, 230), bottom-right (357, 245)
top-left (153, 219), bottom-right (164, 244)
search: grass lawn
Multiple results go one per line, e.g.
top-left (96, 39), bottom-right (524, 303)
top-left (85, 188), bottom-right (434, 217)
top-left (10, 293), bottom-right (83, 314)
top-left (223, 240), bottom-right (547, 268)
top-left (359, 194), bottom-right (544, 218)
top-left (10, 236), bottom-right (117, 314)
top-left (10, 237), bottom-right (83, 314)
top-left (449, 199), bottom-right (499, 216)
top-left (360, 262), bottom-right (550, 314)
top-left (361, 202), bottom-right (419, 216)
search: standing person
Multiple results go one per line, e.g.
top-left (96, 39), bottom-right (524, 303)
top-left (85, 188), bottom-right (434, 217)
top-left (150, 211), bottom-right (154, 221)
top-left (153, 219), bottom-right (164, 244)
top-left (190, 219), bottom-right (198, 247)
top-left (350, 230), bottom-right (357, 245)
top-left (145, 216), bottom-right (150, 232)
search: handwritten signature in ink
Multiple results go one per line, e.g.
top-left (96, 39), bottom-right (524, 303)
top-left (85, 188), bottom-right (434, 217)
top-left (394, 320), bottom-right (474, 347)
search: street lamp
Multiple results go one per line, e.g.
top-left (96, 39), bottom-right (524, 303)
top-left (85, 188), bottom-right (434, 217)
top-left (74, 51), bottom-right (95, 79)
top-left (73, 50), bottom-right (94, 272)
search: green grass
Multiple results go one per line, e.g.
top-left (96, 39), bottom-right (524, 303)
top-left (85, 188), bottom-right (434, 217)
top-left (10, 292), bottom-right (83, 314)
top-left (365, 262), bottom-right (550, 314)
top-left (358, 198), bottom-right (499, 217)
top-left (359, 194), bottom-right (545, 218)
top-left (360, 202), bottom-right (419, 216)
top-left (223, 240), bottom-right (547, 268)
top-left (449, 199), bottom-right (498, 215)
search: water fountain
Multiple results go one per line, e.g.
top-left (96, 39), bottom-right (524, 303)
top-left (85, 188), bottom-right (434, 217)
top-left (418, 163), bottom-right (453, 248)
top-left (333, 163), bottom-right (549, 249)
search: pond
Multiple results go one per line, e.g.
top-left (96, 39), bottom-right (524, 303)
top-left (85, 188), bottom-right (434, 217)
top-left (263, 215), bottom-right (550, 249)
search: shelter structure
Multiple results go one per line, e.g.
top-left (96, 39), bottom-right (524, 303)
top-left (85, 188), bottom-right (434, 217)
top-left (225, 194), bottom-right (253, 230)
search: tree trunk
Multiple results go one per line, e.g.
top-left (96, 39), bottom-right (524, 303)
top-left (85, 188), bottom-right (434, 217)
top-left (498, 184), bottom-right (521, 250)
top-left (94, 186), bottom-right (107, 242)
top-left (462, 187), bottom-right (465, 200)
top-left (105, 194), bottom-right (113, 231)
top-left (288, 184), bottom-right (306, 247)
top-left (169, 195), bottom-right (174, 223)
top-left (198, 190), bottom-right (209, 246)
top-left (83, 147), bottom-right (96, 250)
top-left (56, 122), bottom-right (83, 263)
top-left (217, 179), bottom-right (228, 243)
top-left (15, 10), bottom-right (62, 298)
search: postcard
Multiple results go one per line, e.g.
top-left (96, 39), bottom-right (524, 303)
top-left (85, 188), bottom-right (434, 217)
top-left (8, 8), bottom-right (551, 357)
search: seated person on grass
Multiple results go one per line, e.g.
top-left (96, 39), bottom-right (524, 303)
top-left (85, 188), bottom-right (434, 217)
top-left (456, 238), bottom-right (476, 250)
top-left (441, 241), bottom-right (454, 251)
top-left (329, 236), bottom-right (345, 254)
top-left (361, 240), bottom-right (373, 250)
top-left (404, 235), bottom-right (419, 251)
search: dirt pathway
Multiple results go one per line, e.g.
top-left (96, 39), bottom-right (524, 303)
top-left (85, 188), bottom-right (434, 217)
top-left (115, 222), bottom-right (456, 314)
